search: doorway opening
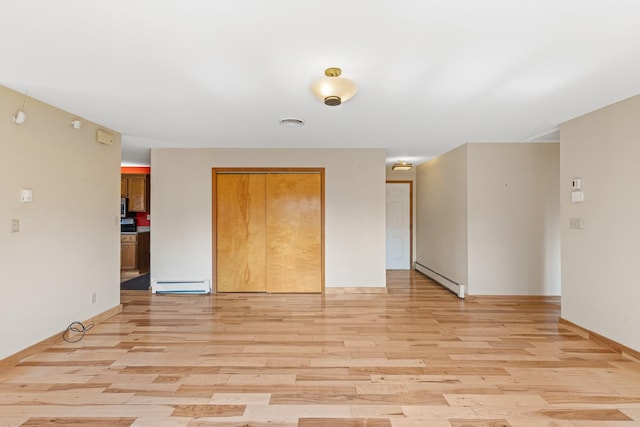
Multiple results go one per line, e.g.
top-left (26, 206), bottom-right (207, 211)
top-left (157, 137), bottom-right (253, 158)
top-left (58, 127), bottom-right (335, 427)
top-left (386, 181), bottom-right (413, 270)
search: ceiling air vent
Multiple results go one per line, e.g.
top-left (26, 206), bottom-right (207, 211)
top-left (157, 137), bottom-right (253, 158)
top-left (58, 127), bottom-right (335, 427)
top-left (280, 118), bottom-right (305, 127)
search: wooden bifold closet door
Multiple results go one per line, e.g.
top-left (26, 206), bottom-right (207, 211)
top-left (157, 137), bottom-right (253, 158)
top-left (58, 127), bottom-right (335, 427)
top-left (216, 174), bottom-right (267, 292)
top-left (215, 171), bottom-right (322, 293)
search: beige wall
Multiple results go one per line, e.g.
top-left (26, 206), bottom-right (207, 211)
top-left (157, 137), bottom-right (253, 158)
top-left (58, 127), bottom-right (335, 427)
top-left (0, 86), bottom-right (121, 360)
top-left (560, 95), bottom-right (640, 351)
top-left (467, 143), bottom-right (560, 295)
top-left (416, 142), bottom-right (560, 296)
top-left (150, 148), bottom-right (387, 288)
top-left (416, 145), bottom-right (469, 286)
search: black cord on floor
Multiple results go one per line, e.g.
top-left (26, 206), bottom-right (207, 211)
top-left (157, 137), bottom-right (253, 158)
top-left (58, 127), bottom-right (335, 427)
top-left (62, 321), bottom-right (94, 343)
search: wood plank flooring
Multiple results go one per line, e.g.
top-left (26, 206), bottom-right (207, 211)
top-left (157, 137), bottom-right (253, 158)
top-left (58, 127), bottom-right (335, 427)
top-left (2, 270), bottom-right (640, 426)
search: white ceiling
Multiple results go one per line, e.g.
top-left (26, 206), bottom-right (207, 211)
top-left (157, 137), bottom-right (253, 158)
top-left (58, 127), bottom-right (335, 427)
top-left (2, 1), bottom-right (639, 166)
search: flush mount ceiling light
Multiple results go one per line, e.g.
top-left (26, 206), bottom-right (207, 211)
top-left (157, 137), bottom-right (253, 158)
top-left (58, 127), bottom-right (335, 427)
top-left (310, 67), bottom-right (358, 106)
top-left (392, 161), bottom-right (413, 171)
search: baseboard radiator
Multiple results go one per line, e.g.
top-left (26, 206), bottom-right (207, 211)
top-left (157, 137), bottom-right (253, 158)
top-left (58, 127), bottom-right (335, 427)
top-left (151, 279), bottom-right (211, 294)
top-left (415, 262), bottom-right (465, 299)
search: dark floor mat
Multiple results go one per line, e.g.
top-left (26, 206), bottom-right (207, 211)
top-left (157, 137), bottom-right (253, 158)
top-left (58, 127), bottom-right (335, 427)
top-left (121, 273), bottom-right (150, 290)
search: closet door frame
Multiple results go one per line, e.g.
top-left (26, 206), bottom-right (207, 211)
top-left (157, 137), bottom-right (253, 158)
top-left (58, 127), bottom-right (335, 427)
top-left (212, 167), bottom-right (325, 294)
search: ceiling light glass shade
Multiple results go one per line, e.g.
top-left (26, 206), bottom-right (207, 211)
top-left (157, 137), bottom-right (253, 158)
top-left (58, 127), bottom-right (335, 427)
top-left (392, 161), bottom-right (412, 171)
top-left (310, 68), bottom-right (358, 106)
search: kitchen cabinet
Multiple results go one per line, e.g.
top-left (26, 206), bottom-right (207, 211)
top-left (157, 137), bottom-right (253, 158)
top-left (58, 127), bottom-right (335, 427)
top-left (120, 177), bottom-right (128, 198)
top-left (120, 232), bottom-right (150, 272)
top-left (121, 174), bottom-right (149, 212)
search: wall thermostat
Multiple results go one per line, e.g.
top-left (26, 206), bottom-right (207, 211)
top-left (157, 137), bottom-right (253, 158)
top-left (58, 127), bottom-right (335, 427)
top-left (20, 188), bottom-right (33, 203)
top-left (571, 178), bottom-right (582, 190)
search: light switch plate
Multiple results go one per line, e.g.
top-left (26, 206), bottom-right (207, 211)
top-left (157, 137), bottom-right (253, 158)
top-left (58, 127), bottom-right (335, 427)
top-left (571, 191), bottom-right (584, 203)
top-left (11, 218), bottom-right (19, 233)
top-left (569, 217), bottom-right (583, 230)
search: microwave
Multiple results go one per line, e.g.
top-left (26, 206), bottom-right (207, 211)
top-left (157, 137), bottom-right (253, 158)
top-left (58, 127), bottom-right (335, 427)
top-left (120, 198), bottom-right (128, 218)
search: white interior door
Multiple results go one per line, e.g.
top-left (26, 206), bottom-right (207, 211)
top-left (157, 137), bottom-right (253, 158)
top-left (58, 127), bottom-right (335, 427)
top-left (386, 182), bottom-right (411, 269)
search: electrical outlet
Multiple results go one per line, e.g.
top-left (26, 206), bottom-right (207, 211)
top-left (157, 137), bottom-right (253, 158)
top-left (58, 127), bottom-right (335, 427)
top-left (90, 293), bottom-right (97, 304)
top-left (11, 219), bottom-right (19, 233)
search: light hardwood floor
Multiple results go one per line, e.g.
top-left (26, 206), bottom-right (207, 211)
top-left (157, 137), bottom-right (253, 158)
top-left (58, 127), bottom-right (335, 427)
top-left (2, 270), bottom-right (640, 426)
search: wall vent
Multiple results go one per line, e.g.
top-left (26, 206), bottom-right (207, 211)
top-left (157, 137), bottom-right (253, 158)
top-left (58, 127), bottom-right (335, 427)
top-left (96, 129), bottom-right (114, 145)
